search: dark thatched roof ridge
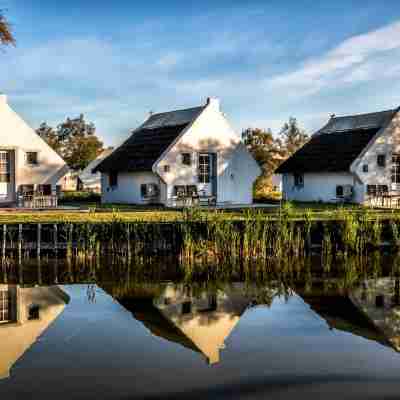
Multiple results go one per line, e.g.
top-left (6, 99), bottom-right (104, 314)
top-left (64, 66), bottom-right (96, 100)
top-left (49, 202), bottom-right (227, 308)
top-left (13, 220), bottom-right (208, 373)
top-left (276, 108), bottom-right (398, 174)
top-left (94, 106), bottom-right (205, 173)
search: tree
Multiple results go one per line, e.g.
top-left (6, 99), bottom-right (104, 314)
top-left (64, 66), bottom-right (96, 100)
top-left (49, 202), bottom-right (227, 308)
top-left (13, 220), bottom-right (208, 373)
top-left (242, 128), bottom-right (283, 198)
top-left (36, 122), bottom-right (62, 154)
top-left (243, 117), bottom-right (309, 200)
top-left (36, 114), bottom-right (103, 171)
top-left (0, 10), bottom-right (15, 47)
top-left (278, 117), bottom-right (309, 158)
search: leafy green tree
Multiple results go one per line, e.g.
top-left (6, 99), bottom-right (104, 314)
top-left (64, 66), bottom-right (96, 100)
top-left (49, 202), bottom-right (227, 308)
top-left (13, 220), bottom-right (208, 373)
top-left (242, 128), bottom-right (283, 197)
top-left (36, 114), bottom-right (103, 171)
top-left (0, 10), bottom-right (15, 47)
top-left (243, 118), bottom-right (309, 200)
top-left (278, 117), bottom-right (309, 158)
top-left (36, 122), bottom-right (62, 154)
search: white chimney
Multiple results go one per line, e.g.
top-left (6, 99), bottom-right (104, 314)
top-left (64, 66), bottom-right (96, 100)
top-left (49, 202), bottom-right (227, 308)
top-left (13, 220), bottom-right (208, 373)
top-left (0, 94), bottom-right (7, 104)
top-left (206, 97), bottom-right (220, 111)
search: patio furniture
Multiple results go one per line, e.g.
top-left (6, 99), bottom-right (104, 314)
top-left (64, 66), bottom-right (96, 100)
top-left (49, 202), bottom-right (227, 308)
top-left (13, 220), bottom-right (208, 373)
top-left (17, 192), bottom-right (58, 209)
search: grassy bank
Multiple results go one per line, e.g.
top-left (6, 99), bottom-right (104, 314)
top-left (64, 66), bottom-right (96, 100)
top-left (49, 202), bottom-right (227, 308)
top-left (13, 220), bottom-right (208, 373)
top-left (0, 202), bottom-right (399, 223)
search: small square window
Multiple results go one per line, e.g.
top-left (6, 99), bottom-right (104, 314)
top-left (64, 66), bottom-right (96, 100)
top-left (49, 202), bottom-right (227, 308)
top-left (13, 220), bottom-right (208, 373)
top-left (336, 185), bottom-right (344, 197)
top-left (294, 173), bottom-right (304, 187)
top-left (28, 304), bottom-right (40, 320)
top-left (377, 154), bottom-right (386, 167)
top-left (362, 164), bottom-right (368, 173)
top-left (164, 165), bottom-right (170, 173)
top-left (181, 153), bottom-right (191, 166)
top-left (26, 152), bottom-right (38, 165)
top-left (181, 301), bottom-right (192, 315)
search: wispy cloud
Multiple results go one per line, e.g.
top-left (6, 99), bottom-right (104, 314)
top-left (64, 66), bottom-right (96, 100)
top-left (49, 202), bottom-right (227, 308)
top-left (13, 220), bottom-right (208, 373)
top-left (266, 20), bottom-right (400, 96)
top-left (1, 8), bottom-right (400, 144)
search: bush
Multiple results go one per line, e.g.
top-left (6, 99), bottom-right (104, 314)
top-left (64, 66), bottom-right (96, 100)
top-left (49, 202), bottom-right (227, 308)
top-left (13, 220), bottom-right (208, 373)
top-left (60, 191), bottom-right (101, 203)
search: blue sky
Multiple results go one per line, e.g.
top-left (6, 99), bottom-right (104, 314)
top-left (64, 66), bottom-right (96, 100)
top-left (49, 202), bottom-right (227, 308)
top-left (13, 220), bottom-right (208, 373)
top-left (1, 0), bottom-right (400, 145)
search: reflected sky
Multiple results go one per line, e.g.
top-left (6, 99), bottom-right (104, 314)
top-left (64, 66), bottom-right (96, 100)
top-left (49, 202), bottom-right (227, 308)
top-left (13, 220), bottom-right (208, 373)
top-left (0, 280), bottom-right (400, 399)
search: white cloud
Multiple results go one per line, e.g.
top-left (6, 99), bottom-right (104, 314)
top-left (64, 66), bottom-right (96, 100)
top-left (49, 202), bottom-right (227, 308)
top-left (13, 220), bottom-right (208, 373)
top-left (266, 20), bottom-right (400, 96)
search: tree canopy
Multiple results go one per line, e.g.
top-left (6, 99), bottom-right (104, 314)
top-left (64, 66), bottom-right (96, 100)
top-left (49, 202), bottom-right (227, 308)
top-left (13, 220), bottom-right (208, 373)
top-left (243, 117), bottom-right (309, 199)
top-left (37, 114), bottom-right (104, 171)
top-left (0, 10), bottom-right (15, 47)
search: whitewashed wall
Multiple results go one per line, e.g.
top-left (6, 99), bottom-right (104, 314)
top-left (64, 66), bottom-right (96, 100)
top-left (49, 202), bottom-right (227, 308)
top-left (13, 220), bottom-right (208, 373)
top-left (101, 171), bottom-right (166, 204)
top-left (0, 95), bottom-right (68, 202)
top-left (282, 172), bottom-right (355, 202)
top-left (351, 110), bottom-right (400, 203)
top-left (154, 99), bottom-right (261, 204)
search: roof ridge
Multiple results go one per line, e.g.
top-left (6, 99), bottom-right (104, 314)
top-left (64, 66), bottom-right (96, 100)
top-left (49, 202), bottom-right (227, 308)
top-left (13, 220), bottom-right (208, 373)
top-left (149, 105), bottom-right (205, 118)
top-left (331, 109), bottom-right (396, 120)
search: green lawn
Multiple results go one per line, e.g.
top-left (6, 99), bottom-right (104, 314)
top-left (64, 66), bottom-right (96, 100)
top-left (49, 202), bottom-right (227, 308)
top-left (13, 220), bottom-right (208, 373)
top-left (0, 200), bottom-right (399, 223)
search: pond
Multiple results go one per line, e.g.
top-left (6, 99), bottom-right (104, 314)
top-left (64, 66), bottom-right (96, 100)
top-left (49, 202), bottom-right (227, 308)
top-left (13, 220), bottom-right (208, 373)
top-left (1, 256), bottom-right (400, 399)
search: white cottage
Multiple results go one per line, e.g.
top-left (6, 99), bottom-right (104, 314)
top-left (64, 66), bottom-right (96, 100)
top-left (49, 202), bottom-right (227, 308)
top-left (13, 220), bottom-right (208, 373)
top-left (0, 94), bottom-right (68, 206)
top-left (94, 98), bottom-right (261, 206)
top-left (276, 107), bottom-right (400, 204)
top-left (79, 148), bottom-right (114, 192)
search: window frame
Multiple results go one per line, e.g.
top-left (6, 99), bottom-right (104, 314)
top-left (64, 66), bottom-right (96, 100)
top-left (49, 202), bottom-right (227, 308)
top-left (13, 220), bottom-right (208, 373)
top-left (336, 185), bottom-right (344, 198)
top-left (141, 183), bottom-right (159, 199)
top-left (26, 151), bottom-right (39, 166)
top-left (181, 153), bottom-right (192, 166)
top-left (362, 164), bottom-right (369, 173)
top-left (294, 173), bottom-right (304, 188)
top-left (0, 151), bottom-right (10, 183)
top-left (198, 154), bottom-right (211, 184)
top-left (392, 154), bottom-right (400, 184)
top-left (377, 154), bottom-right (386, 168)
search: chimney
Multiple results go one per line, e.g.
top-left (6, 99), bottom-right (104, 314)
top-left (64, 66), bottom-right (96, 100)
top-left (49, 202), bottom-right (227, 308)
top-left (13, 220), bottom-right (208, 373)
top-left (0, 94), bottom-right (7, 104)
top-left (206, 97), bottom-right (220, 111)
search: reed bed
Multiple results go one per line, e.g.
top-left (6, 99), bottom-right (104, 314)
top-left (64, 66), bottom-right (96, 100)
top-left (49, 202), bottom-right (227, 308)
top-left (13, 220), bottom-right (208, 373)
top-left (1, 208), bottom-right (400, 272)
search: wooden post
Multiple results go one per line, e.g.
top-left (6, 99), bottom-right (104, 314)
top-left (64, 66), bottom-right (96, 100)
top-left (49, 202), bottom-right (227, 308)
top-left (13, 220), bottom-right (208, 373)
top-left (2, 224), bottom-right (6, 262)
top-left (18, 224), bottom-right (22, 265)
top-left (53, 224), bottom-right (58, 258)
top-left (37, 223), bottom-right (41, 260)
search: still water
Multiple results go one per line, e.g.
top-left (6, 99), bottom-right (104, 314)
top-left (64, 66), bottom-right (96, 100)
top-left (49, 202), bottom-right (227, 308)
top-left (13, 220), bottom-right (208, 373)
top-left (1, 258), bottom-right (400, 399)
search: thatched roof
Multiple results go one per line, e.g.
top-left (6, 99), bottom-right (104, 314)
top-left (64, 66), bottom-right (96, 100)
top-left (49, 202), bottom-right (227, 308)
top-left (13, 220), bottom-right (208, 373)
top-left (94, 106), bottom-right (204, 173)
top-left (277, 109), bottom-right (398, 174)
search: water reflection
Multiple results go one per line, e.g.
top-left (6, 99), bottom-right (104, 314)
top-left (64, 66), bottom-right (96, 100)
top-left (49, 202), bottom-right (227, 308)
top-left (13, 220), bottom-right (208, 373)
top-left (0, 285), bottom-right (69, 379)
top-left (4, 255), bottom-right (400, 399)
top-left (114, 283), bottom-right (278, 365)
top-left (350, 277), bottom-right (400, 351)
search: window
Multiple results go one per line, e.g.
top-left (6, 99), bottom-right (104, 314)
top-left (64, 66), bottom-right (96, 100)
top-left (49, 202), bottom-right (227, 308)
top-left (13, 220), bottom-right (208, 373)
top-left (164, 165), bottom-right (170, 173)
top-left (181, 153), bottom-right (191, 166)
top-left (392, 154), bottom-right (400, 184)
top-left (140, 184), bottom-right (147, 198)
top-left (26, 152), bottom-right (38, 165)
top-left (173, 185), bottom-right (198, 198)
top-left (141, 183), bottom-right (159, 198)
top-left (181, 301), bottom-right (192, 315)
top-left (362, 164), bottom-right (368, 173)
top-left (0, 151), bottom-right (10, 183)
top-left (367, 184), bottom-right (388, 196)
top-left (198, 154), bottom-right (211, 183)
top-left (28, 304), bottom-right (40, 320)
top-left (336, 185), bottom-right (344, 197)
top-left (37, 184), bottom-right (52, 195)
top-left (294, 173), bottom-right (304, 187)
top-left (18, 184), bottom-right (34, 195)
top-left (377, 154), bottom-right (386, 167)
top-left (109, 172), bottom-right (118, 188)
top-left (0, 290), bottom-right (10, 323)
top-left (173, 185), bottom-right (186, 197)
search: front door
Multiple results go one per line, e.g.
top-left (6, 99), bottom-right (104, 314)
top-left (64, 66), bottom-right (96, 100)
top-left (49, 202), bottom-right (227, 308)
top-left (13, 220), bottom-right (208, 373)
top-left (0, 151), bottom-right (10, 201)
top-left (198, 153), bottom-right (212, 196)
